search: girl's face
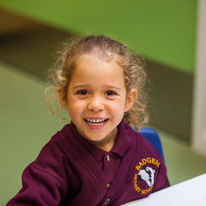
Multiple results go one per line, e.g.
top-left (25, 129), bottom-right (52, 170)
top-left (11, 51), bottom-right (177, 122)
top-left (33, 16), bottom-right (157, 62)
top-left (60, 54), bottom-right (137, 151)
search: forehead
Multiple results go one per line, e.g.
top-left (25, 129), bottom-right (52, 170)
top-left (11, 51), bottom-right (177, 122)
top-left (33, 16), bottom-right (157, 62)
top-left (76, 47), bottom-right (122, 64)
top-left (77, 53), bottom-right (123, 72)
top-left (70, 54), bottom-right (125, 87)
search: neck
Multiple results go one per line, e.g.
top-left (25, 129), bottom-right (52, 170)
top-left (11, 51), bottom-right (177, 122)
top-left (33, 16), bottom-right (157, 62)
top-left (90, 128), bottom-right (118, 152)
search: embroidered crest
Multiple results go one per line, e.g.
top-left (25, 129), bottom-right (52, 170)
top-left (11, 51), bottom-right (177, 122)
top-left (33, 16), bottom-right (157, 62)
top-left (134, 157), bottom-right (160, 195)
top-left (138, 166), bottom-right (155, 187)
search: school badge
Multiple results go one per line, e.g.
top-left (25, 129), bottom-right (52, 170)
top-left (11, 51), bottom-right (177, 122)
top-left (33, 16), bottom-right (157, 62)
top-left (134, 157), bottom-right (160, 195)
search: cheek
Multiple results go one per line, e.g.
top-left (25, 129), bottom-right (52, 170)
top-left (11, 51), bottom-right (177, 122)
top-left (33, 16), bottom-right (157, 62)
top-left (109, 99), bottom-right (126, 114)
top-left (68, 98), bottom-right (86, 117)
top-left (68, 101), bottom-right (82, 112)
top-left (68, 104), bottom-right (82, 124)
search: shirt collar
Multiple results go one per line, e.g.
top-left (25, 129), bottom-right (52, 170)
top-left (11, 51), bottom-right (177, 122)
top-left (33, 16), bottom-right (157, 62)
top-left (70, 119), bottom-right (132, 161)
top-left (70, 122), bottom-right (105, 162)
top-left (111, 119), bottom-right (132, 157)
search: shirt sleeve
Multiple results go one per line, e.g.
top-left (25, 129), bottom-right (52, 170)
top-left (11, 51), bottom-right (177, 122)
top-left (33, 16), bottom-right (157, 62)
top-left (152, 157), bottom-right (170, 192)
top-left (7, 163), bottom-right (66, 206)
top-left (7, 136), bottom-right (68, 206)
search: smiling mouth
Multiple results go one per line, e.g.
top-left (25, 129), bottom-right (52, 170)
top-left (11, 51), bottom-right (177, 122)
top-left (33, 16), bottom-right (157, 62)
top-left (84, 118), bottom-right (109, 127)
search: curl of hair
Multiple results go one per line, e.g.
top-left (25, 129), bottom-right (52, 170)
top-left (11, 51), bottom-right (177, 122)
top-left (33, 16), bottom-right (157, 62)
top-left (45, 34), bottom-right (149, 130)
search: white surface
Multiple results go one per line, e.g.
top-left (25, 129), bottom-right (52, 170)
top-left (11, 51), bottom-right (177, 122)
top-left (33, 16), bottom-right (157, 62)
top-left (192, 0), bottom-right (206, 157)
top-left (122, 174), bottom-right (206, 206)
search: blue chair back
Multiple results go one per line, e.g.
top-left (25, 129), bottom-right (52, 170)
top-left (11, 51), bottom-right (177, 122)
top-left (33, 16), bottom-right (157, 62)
top-left (139, 128), bottom-right (165, 161)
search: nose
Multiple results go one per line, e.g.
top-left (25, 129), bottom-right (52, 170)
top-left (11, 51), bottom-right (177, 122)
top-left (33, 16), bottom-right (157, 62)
top-left (87, 95), bottom-right (104, 112)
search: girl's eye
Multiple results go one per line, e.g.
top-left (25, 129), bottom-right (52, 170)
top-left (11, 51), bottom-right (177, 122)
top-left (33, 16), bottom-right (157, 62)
top-left (105, 90), bottom-right (117, 96)
top-left (76, 90), bottom-right (89, 95)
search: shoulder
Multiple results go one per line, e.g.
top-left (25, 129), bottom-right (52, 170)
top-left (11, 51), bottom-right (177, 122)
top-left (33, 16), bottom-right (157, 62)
top-left (29, 124), bottom-right (73, 170)
top-left (124, 124), bottom-right (157, 153)
top-left (38, 124), bottom-right (70, 154)
top-left (129, 126), bottom-right (162, 158)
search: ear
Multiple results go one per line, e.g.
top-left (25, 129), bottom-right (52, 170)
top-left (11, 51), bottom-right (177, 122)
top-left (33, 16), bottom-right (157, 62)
top-left (57, 86), bottom-right (69, 110)
top-left (124, 88), bottom-right (138, 112)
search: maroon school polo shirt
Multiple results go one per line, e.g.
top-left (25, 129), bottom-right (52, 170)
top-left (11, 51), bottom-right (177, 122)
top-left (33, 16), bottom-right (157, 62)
top-left (7, 120), bottom-right (170, 206)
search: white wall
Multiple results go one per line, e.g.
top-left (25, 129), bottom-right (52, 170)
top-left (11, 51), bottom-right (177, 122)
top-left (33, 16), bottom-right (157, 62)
top-left (192, 0), bottom-right (206, 157)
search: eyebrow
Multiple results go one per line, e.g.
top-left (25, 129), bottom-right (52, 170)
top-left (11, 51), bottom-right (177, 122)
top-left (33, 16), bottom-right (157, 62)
top-left (71, 84), bottom-right (122, 91)
top-left (71, 85), bottom-right (89, 90)
top-left (104, 85), bottom-right (122, 91)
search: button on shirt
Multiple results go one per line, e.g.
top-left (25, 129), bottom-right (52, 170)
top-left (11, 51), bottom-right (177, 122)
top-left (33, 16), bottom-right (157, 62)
top-left (104, 198), bottom-right (111, 205)
top-left (102, 152), bottom-right (121, 187)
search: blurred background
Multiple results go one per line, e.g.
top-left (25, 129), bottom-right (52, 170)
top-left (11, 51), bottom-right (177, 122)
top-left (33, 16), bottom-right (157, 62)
top-left (0, 0), bottom-right (206, 205)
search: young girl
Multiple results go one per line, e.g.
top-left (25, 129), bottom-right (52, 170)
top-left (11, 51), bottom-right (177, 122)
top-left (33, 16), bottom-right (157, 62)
top-left (7, 35), bottom-right (170, 206)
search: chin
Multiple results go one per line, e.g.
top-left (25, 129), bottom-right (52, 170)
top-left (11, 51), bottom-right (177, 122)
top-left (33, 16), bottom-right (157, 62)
top-left (85, 134), bottom-right (106, 142)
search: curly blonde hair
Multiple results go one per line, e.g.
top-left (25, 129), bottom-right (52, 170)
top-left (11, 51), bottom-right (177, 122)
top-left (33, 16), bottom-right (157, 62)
top-left (46, 34), bottom-right (148, 129)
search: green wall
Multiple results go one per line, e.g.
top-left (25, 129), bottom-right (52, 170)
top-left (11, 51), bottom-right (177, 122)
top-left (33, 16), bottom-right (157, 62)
top-left (0, 0), bottom-right (197, 74)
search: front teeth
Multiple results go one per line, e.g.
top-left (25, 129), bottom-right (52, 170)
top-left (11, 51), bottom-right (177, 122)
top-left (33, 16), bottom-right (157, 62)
top-left (84, 118), bottom-right (107, 126)
top-left (85, 118), bottom-right (107, 123)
